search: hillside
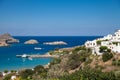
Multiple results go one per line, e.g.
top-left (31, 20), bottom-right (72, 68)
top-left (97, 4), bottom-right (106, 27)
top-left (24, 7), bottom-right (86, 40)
top-left (2, 46), bottom-right (120, 80)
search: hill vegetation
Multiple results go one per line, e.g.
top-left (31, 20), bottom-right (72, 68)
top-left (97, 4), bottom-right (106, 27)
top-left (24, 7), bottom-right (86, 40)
top-left (2, 46), bottom-right (120, 80)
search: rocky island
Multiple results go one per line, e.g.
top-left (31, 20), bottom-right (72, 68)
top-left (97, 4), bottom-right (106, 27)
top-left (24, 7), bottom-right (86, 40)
top-left (43, 41), bottom-right (67, 45)
top-left (24, 39), bottom-right (39, 44)
top-left (0, 33), bottom-right (19, 47)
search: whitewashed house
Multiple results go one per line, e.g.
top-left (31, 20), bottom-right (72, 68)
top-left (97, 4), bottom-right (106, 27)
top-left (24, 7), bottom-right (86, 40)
top-left (85, 29), bottom-right (120, 55)
top-left (101, 41), bottom-right (110, 46)
top-left (11, 76), bottom-right (16, 80)
top-left (85, 40), bottom-right (97, 48)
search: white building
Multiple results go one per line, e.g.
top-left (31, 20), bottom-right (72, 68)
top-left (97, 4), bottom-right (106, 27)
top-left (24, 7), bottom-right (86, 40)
top-left (11, 76), bottom-right (16, 80)
top-left (101, 41), bottom-right (110, 46)
top-left (85, 30), bottom-right (120, 55)
top-left (103, 34), bottom-right (113, 40)
top-left (85, 40), bottom-right (97, 48)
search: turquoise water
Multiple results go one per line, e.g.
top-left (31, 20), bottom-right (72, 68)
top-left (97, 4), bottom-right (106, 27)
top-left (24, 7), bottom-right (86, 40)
top-left (0, 36), bottom-right (101, 71)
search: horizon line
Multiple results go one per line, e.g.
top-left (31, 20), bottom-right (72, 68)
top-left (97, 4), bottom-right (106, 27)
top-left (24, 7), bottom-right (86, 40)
top-left (13, 35), bottom-right (103, 37)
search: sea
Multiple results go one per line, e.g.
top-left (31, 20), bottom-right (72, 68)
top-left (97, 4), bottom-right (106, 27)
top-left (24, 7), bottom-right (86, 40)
top-left (0, 36), bottom-right (101, 72)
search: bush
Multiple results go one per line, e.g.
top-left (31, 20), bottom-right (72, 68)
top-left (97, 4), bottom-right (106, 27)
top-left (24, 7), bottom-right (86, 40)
top-left (19, 69), bottom-right (34, 79)
top-left (115, 71), bottom-right (120, 79)
top-left (112, 42), bottom-right (119, 45)
top-left (62, 51), bottom-right (69, 54)
top-left (59, 67), bottom-right (116, 80)
top-left (107, 49), bottom-right (111, 52)
top-left (3, 74), bottom-right (12, 80)
top-left (34, 65), bottom-right (44, 73)
top-left (11, 70), bottom-right (16, 73)
top-left (66, 53), bottom-right (82, 70)
top-left (112, 60), bottom-right (120, 66)
top-left (72, 46), bottom-right (86, 53)
top-left (4, 70), bottom-right (8, 73)
top-left (34, 65), bottom-right (47, 78)
top-left (96, 40), bottom-right (102, 45)
top-left (99, 46), bottom-right (108, 52)
top-left (102, 52), bottom-right (113, 62)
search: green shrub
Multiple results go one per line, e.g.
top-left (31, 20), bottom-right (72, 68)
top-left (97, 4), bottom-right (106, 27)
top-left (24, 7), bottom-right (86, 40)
top-left (112, 60), bottom-right (120, 66)
top-left (99, 46), bottom-right (108, 52)
top-left (102, 52), bottom-right (113, 62)
top-left (3, 74), bottom-right (12, 80)
top-left (84, 58), bottom-right (92, 65)
top-left (72, 46), bottom-right (86, 53)
top-left (19, 69), bottom-right (34, 79)
top-left (96, 40), bottom-right (102, 45)
top-left (59, 67), bottom-right (116, 80)
top-left (10, 70), bottom-right (16, 73)
top-left (115, 71), bottom-right (120, 79)
top-left (107, 49), bottom-right (111, 52)
top-left (66, 53), bottom-right (83, 70)
top-left (34, 65), bottom-right (45, 73)
top-left (4, 70), bottom-right (8, 73)
top-left (34, 65), bottom-right (47, 78)
top-left (62, 51), bottom-right (69, 54)
top-left (112, 42), bottom-right (120, 46)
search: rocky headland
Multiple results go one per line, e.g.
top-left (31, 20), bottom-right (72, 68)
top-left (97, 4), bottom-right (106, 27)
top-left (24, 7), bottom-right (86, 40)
top-left (0, 33), bottom-right (19, 47)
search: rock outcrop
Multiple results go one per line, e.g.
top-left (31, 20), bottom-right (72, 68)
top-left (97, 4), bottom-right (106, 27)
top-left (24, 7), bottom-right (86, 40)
top-left (0, 40), bottom-right (9, 47)
top-left (0, 33), bottom-right (19, 47)
top-left (24, 39), bottom-right (39, 44)
top-left (43, 41), bottom-right (67, 45)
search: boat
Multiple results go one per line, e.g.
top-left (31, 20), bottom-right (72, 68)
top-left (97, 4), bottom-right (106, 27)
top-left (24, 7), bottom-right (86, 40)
top-left (22, 54), bottom-right (27, 58)
top-left (34, 47), bottom-right (42, 50)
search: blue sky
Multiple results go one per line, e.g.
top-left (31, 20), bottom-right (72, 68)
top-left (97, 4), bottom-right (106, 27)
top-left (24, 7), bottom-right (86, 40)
top-left (0, 0), bottom-right (120, 36)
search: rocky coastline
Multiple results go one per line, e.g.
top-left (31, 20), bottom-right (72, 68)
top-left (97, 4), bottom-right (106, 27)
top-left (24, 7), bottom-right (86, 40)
top-left (0, 33), bottom-right (19, 47)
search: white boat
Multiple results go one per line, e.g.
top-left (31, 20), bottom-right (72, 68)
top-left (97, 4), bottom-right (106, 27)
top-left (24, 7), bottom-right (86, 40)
top-left (34, 47), bottom-right (42, 50)
top-left (22, 54), bottom-right (27, 58)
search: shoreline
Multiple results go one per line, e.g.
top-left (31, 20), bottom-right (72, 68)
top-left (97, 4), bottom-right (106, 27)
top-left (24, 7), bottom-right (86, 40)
top-left (0, 36), bottom-right (99, 73)
top-left (16, 52), bottom-right (59, 58)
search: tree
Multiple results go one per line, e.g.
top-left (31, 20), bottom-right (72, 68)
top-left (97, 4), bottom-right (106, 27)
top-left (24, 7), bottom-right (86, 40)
top-left (96, 40), bottom-right (102, 45)
top-left (107, 49), bottom-right (111, 52)
top-left (99, 46), bottom-right (108, 52)
top-left (4, 70), bottom-right (8, 73)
